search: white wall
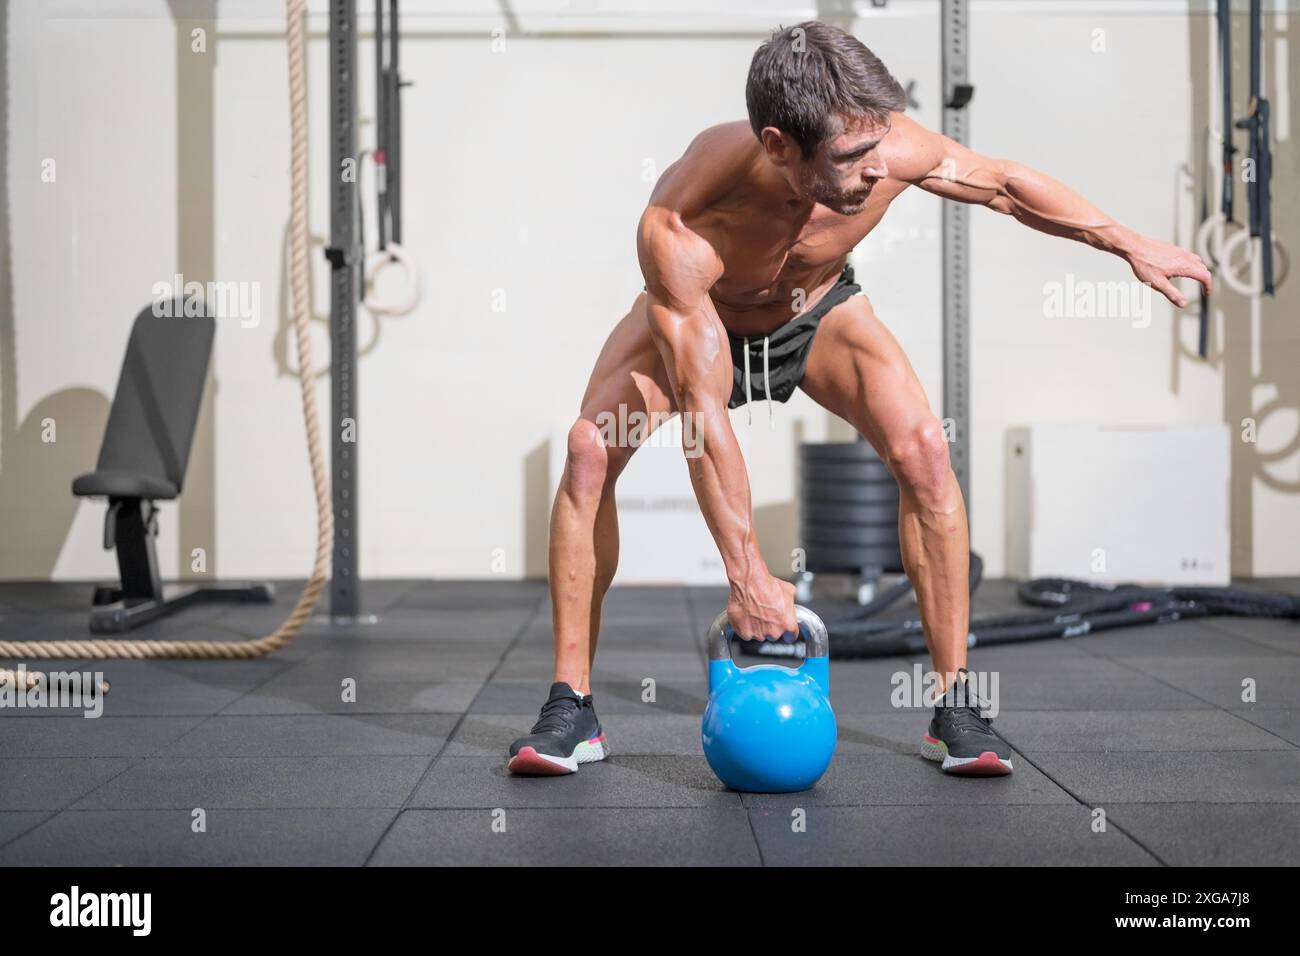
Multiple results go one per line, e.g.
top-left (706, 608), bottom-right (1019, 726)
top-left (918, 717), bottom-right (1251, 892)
top-left (3, 0), bottom-right (1297, 584)
top-left (2, 1), bottom-right (182, 580)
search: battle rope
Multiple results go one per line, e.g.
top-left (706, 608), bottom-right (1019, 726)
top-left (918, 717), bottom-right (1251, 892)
top-left (0, 0), bottom-right (330, 688)
top-left (738, 553), bottom-right (1300, 660)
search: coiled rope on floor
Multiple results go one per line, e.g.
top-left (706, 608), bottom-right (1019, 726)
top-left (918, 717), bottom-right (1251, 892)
top-left (822, 561), bottom-right (1300, 659)
top-left (0, 0), bottom-right (329, 687)
top-left (738, 553), bottom-right (1300, 661)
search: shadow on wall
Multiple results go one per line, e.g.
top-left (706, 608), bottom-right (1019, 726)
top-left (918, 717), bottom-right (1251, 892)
top-left (522, 439), bottom-right (550, 578)
top-left (0, 389), bottom-right (109, 580)
top-left (169, 1), bottom-right (218, 585)
top-left (0, 2), bottom-right (109, 580)
top-left (754, 500), bottom-right (798, 578)
top-left (755, 415), bottom-right (805, 578)
top-left (1183, 5), bottom-right (1300, 575)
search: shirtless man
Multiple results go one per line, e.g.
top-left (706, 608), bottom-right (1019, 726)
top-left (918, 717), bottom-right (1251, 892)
top-left (508, 20), bottom-right (1211, 777)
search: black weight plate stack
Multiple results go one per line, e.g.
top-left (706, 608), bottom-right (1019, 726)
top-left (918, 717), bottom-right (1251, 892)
top-left (799, 441), bottom-right (903, 573)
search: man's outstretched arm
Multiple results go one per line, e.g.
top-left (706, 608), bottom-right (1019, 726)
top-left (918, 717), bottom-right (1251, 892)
top-left (890, 113), bottom-right (1212, 307)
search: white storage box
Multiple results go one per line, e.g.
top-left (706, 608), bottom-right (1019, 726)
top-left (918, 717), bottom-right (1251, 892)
top-left (1004, 424), bottom-right (1230, 585)
top-left (549, 419), bottom-right (726, 585)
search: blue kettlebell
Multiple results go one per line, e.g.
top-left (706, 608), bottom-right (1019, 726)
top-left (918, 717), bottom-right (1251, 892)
top-left (701, 605), bottom-right (837, 793)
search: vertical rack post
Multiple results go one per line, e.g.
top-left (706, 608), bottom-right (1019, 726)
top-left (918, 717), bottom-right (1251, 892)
top-left (387, 0), bottom-right (404, 244)
top-left (374, 0), bottom-right (404, 248)
top-left (328, 0), bottom-right (360, 620)
top-left (941, 0), bottom-right (973, 524)
top-left (375, 0), bottom-right (388, 250)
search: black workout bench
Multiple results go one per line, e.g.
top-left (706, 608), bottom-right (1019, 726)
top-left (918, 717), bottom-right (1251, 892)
top-left (71, 299), bottom-right (273, 633)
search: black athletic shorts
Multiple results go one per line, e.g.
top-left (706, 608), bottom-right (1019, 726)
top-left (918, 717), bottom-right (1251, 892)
top-left (725, 263), bottom-right (861, 409)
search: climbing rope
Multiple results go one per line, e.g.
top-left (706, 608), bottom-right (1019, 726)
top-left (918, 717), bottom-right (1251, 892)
top-left (0, 0), bottom-right (330, 687)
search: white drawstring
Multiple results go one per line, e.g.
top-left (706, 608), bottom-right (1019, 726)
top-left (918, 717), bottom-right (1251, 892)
top-left (762, 335), bottom-right (773, 429)
top-left (741, 336), bottom-right (774, 428)
top-left (742, 336), bottom-right (752, 425)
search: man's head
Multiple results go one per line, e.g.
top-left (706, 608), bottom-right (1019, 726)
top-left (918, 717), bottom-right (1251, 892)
top-left (746, 21), bottom-right (906, 215)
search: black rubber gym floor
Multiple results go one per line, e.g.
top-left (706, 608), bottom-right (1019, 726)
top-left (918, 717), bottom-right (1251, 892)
top-left (1, 577), bottom-right (1298, 866)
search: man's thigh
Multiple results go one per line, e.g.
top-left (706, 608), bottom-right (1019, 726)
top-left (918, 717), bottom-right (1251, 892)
top-left (798, 293), bottom-right (938, 456)
top-left (577, 293), bottom-right (678, 462)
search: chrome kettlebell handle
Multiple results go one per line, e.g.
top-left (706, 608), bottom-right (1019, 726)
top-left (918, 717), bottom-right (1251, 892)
top-left (707, 605), bottom-right (829, 661)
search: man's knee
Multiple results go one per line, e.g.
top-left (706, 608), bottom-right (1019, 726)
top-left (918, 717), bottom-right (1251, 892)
top-left (886, 419), bottom-right (953, 506)
top-left (562, 418), bottom-right (625, 499)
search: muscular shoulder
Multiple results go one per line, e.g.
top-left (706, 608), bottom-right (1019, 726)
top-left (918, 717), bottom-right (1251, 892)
top-left (636, 122), bottom-right (753, 304)
top-left (646, 120), bottom-right (760, 216)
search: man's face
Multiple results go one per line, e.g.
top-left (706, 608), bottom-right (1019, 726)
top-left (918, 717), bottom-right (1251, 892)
top-left (799, 115), bottom-right (891, 215)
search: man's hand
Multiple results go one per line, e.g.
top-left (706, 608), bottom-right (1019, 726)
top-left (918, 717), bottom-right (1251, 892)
top-left (726, 572), bottom-right (798, 642)
top-left (1124, 234), bottom-right (1213, 309)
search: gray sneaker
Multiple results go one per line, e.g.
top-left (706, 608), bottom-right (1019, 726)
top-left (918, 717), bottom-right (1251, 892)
top-left (507, 681), bottom-right (610, 775)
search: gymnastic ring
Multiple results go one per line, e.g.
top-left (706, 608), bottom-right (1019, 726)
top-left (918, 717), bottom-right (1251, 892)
top-left (1196, 214), bottom-right (1245, 272)
top-left (1216, 228), bottom-right (1290, 297)
top-left (364, 241), bottom-right (421, 316)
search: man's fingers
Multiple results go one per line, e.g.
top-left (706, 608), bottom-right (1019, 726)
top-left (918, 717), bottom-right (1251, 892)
top-left (729, 623), bottom-right (784, 641)
top-left (1152, 274), bottom-right (1187, 309)
top-left (1188, 259), bottom-right (1214, 297)
top-left (1172, 255), bottom-right (1214, 298)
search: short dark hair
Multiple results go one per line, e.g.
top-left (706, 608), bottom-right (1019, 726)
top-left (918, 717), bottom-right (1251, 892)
top-left (746, 21), bottom-right (906, 158)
